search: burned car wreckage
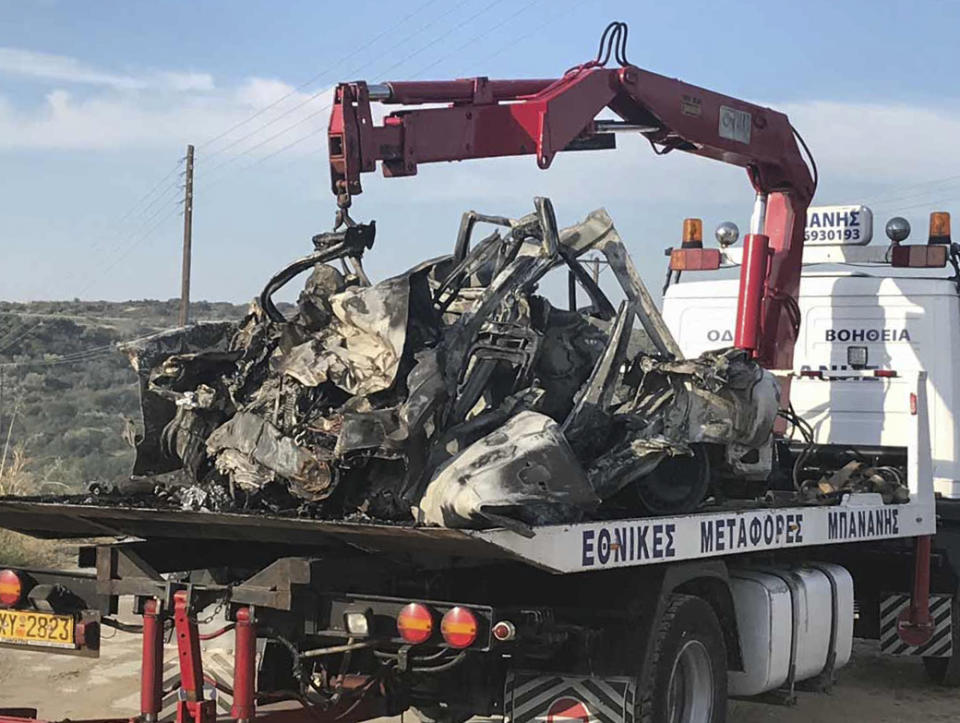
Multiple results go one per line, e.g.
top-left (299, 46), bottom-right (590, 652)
top-left (120, 198), bottom-right (784, 534)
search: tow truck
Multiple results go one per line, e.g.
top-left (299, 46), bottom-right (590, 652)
top-left (661, 205), bottom-right (960, 681)
top-left (0, 22), bottom-right (944, 723)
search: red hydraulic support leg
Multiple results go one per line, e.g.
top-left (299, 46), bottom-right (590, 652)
top-left (898, 535), bottom-right (935, 646)
top-left (141, 598), bottom-right (164, 723)
top-left (734, 231), bottom-right (770, 356)
top-left (173, 590), bottom-right (216, 723)
top-left (232, 607), bottom-right (257, 723)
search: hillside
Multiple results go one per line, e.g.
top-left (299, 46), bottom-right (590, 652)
top-left (0, 299), bottom-right (248, 491)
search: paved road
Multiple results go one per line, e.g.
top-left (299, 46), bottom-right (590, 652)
top-left (2, 631), bottom-right (960, 721)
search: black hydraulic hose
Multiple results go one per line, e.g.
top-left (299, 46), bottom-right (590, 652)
top-left (101, 618), bottom-right (144, 634)
top-left (412, 650), bottom-right (467, 673)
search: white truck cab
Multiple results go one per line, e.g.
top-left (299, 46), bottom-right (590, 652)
top-left (662, 206), bottom-right (960, 498)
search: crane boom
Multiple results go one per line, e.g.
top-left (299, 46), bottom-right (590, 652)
top-left (327, 32), bottom-right (815, 371)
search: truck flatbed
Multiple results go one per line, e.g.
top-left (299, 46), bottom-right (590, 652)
top-left (0, 374), bottom-right (934, 574)
top-left (0, 492), bottom-right (933, 575)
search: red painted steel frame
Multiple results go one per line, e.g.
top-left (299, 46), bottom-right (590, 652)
top-left (172, 591), bottom-right (216, 723)
top-left (898, 535), bottom-right (935, 646)
top-left (232, 607), bottom-right (257, 722)
top-left (734, 233), bottom-right (770, 353)
top-left (328, 62), bottom-right (814, 371)
top-left (0, 718), bottom-right (129, 723)
top-left (140, 598), bottom-right (164, 722)
top-left (0, 597), bottom-right (387, 723)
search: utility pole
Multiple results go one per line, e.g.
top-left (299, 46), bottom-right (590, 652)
top-left (179, 144), bottom-right (195, 326)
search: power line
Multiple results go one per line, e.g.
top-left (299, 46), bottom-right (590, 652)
top-left (83, 158), bottom-right (186, 258)
top-left (863, 181), bottom-right (960, 212)
top-left (872, 196), bottom-right (958, 216)
top-left (257, 0), bottom-right (549, 170)
top-left (198, 0), bottom-right (487, 182)
top-left (862, 173), bottom-right (960, 207)
top-left (199, 0), bottom-right (532, 192)
top-left (0, 347), bottom-right (117, 369)
top-left (197, 0), bottom-right (466, 167)
top-left (11, 0), bottom-right (570, 343)
top-left (0, 5), bottom-right (462, 353)
top-left (198, 0), bottom-right (443, 154)
top-left (0, 199), bottom-right (183, 355)
top-left (4, 191), bottom-right (181, 327)
top-left (0, 328), bottom-right (177, 369)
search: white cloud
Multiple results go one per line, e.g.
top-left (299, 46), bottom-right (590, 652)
top-left (0, 47), bottom-right (143, 89)
top-left (155, 71), bottom-right (215, 92)
top-left (0, 78), bottom-right (334, 154)
top-left (0, 47), bottom-right (214, 92)
top-left (3, 45), bottom-right (960, 217)
top-left (782, 100), bottom-right (960, 186)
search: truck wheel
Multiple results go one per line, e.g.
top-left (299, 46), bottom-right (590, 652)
top-left (923, 598), bottom-right (960, 685)
top-left (636, 445), bottom-right (710, 515)
top-left (409, 705), bottom-right (471, 723)
top-left (637, 594), bottom-right (727, 723)
top-left (922, 656), bottom-right (960, 685)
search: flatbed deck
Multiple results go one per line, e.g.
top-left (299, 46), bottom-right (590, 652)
top-left (0, 493), bottom-right (934, 575)
top-left (0, 377), bottom-right (934, 574)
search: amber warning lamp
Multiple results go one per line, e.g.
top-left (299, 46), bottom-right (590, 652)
top-left (670, 217), bottom-right (720, 271)
top-left (929, 211), bottom-right (952, 245)
top-left (681, 218), bottom-right (704, 248)
top-left (890, 211), bottom-right (951, 268)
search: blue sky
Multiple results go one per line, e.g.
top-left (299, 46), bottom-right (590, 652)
top-left (2, 0), bottom-right (960, 303)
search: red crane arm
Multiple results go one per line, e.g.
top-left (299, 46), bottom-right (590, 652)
top-left (327, 62), bottom-right (815, 371)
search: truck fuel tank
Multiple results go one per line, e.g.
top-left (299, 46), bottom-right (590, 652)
top-left (728, 563), bottom-right (853, 697)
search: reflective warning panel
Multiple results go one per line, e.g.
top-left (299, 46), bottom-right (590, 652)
top-left (880, 593), bottom-right (954, 658)
top-left (504, 670), bottom-right (636, 723)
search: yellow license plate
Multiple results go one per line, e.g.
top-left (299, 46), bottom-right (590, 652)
top-left (0, 608), bottom-right (75, 649)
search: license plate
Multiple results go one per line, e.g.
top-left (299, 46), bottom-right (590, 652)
top-left (0, 608), bottom-right (75, 649)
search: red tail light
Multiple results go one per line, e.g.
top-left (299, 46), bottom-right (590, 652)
top-left (397, 603), bottom-right (433, 644)
top-left (874, 369), bottom-right (898, 378)
top-left (0, 569), bottom-right (23, 607)
top-left (441, 606), bottom-right (478, 649)
top-left (492, 620), bottom-right (516, 642)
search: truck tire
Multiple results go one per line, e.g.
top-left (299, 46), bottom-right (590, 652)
top-left (636, 593), bottom-right (727, 723)
top-left (922, 656), bottom-right (960, 685)
top-left (636, 445), bottom-right (710, 515)
top-left (923, 599), bottom-right (960, 685)
top-left (409, 705), bottom-right (471, 723)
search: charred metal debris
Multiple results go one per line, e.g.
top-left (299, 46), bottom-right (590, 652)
top-left (115, 198), bottom-right (791, 533)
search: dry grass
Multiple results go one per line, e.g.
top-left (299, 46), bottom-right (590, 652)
top-left (0, 446), bottom-right (62, 567)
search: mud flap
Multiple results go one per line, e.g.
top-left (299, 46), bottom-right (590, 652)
top-left (880, 593), bottom-right (954, 657)
top-left (504, 670), bottom-right (636, 723)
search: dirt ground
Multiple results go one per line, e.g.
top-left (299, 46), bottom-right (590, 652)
top-left (2, 631), bottom-right (960, 722)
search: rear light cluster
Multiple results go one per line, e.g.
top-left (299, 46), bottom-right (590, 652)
top-left (888, 212), bottom-right (952, 268)
top-left (396, 602), bottom-right (478, 648)
top-left (397, 603), bottom-right (433, 644)
top-left (0, 569), bottom-right (23, 607)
